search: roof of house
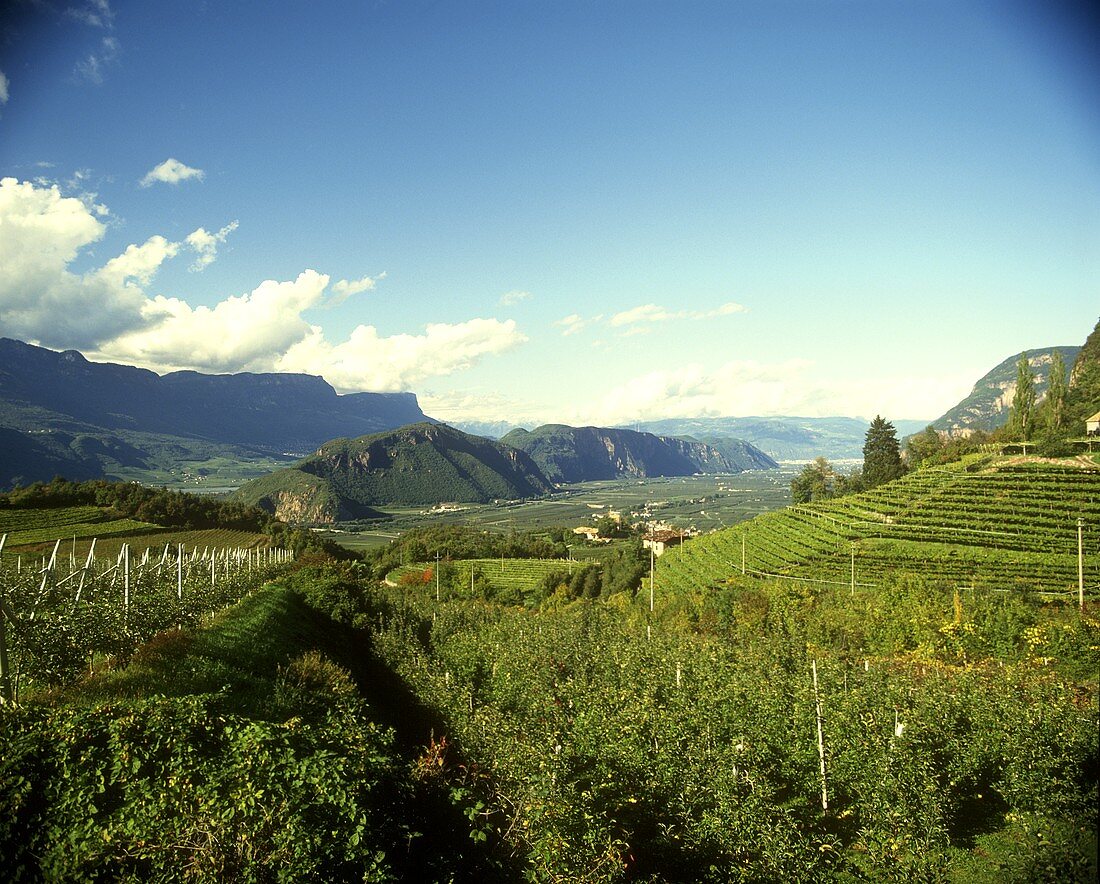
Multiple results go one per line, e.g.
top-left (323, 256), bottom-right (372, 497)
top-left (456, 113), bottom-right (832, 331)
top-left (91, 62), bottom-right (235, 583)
top-left (1088, 410), bottom-right (1100, 423)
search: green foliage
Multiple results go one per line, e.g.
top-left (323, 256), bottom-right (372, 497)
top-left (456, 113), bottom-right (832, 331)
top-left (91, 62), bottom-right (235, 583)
top-left (1009, 353), bottom-right (1038, 441)
top-left (0, 476), bottom-right (271, 532)
top-left (1064, 316), bottom-right (1100, 432)
top-left (365, 583), bottom-right (1098, 881)
top-left (862, 416), bottom-right (904, 488)
top-left (1041, 349), bottom-right (1070, 436)
top-left (791, 456), bottom-right (835, 504)
top-left (367, 522), bottom-right (567, 580)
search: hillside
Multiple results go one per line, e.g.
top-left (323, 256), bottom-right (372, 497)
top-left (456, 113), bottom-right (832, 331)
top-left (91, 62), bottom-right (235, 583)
top-left (657, 453), bottom-right (1100, 597)
top-left (0, 338), bottom-right (428, 488)
top-left (1065, 317), bottom-right (1100, 430)
top-left (633, 416), bottom-right (929, 461)
top-left (500, 424), bottom-right (774, 483)
top-left (930, 346), bottom-right (1080, 435)
top-left (233, 422), bottom-right (554, 521)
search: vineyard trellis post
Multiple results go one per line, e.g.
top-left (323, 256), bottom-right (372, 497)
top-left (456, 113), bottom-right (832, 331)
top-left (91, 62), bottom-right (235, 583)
top-left (1078, 518), bottom-right (1084, 611)
top-left (812, 658), bottom-right (828, 812)
top-left (0, 533), bottom-right (9, 703)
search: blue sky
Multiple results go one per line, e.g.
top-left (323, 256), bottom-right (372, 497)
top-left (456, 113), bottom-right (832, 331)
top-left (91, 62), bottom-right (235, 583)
top-left (0, 0), bottom-right (1096, 426)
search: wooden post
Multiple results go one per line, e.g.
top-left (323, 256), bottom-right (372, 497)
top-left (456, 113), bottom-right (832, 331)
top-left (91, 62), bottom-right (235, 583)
top-left (1079, 518), bottom-right (1085, 611)
top-left (812, 659), bottom-right (829, 812)
top-left (0, 599), bottom-right (11, 704)
top-left (435, 551), bottom-right (441, 602)
top-left (123, 544), bottom-right (130, 622)
top-left (178, 544), bottom-right (183, 600)
top-left (741, 533), bottom-right (746, 575)
top-left (649, 528), bottom-right (655, 612)
top-left (850, 544), bottom-right (855, 598)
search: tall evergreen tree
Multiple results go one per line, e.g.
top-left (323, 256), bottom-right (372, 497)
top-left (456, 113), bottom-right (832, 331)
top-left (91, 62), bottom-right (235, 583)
top-left (862, 416), bottom-right (902, 488)
top-left (1009, 352), bottom-right (1036, 441)
top-left (1043, 349), bottom-right (1068, 436)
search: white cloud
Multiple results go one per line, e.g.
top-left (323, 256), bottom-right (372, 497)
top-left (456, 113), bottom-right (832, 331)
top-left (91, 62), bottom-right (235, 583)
top-left (185, 220), bottom-right (238, 271)
top-left (140, 158), bottom-right (205, 188)
top-left (328, 271), bottom-right (386, 306)
top-left (277, 318), bottom-right (528, 392)
top-left (0, 71), bottom-right (9, 106)
top-left (75, 36), bottom-right (120, 85)
top-left (499, 289), bottom-right (531, 307)
top-left (96, 235), bottom-right (179, 286)
top-left (582, 359), bottom-right (967, 426)
top-left (0, 177), bottom-right (527, 392)
top-left (67, 1), bottom-right (115, 29)
top-left (97, 270), bottom-right (329, 372)
top-left (610, 303), bottom-right (677, 326)
top-left (0, 176), bottom-right (154, 348)
top-left (554, 313), bottom-right (603, 336)
top-left (610, 301), bottom-right (748, 329)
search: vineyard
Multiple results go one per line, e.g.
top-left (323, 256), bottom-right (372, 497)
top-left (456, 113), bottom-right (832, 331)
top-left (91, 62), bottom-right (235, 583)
top-left (0, 505), bottom-right (159, 548)
top-left (0, 530), bottom-right (291, 701)
top-left (657, 456), bottom-right (1100, 600)
top-left (386, 556), bottom-right (596, 598)
top-left (362, 576), bottom-right (1098, 881)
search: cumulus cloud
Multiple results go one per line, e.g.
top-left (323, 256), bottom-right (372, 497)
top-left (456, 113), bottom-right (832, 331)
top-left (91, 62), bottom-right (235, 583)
top-left (277, 318), bottom-right (527, 392)
top-left (327, 271), bottom-right (386, 307)
top-left (186, 221), bottom-right (238, 271)
top-left (0, 177), bottom-right (526, 392)
top-left (75, 35), bottom-right (120, 85)
top-left (0, 71), bottom-right (9, 106)
top-left (0, 176), bottom-right (154, 349)
top-left (499, 289), bottom-right (531, 307)
top-left (98, 270), bottom-right (330, 372)
top-left (140, 158), bottom-right (205, 188)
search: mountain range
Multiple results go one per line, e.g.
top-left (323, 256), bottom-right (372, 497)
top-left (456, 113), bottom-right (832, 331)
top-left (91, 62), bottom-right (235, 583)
top-left (0, 337), bottom-right (427, 488)
top-left (501, 424), bottom-right (777, 482)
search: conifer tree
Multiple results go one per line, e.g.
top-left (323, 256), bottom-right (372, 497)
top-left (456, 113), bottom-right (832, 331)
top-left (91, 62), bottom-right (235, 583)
top-left (862, 416), bottom-right (903, 488)
top-left (1009, 352), bottom-right (1036, 441)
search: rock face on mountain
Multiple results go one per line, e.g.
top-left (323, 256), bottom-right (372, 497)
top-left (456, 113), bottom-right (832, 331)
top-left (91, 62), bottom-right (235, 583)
top-left (931, 346), bottom-right (1080, 436)
top-left (499, 424), bottom-right (774, 483)
top-left (232, 423), bottom-right (554, 521)
top-left (0, 337), bottom-right (430, 487)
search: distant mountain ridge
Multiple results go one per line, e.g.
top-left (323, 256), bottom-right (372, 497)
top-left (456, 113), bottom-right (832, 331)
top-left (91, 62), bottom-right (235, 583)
top-left (931, 346), bottom-right (1080, 435)
top-left (500, 424), bottom-right (776, 483)
top-left (0, 338), bottom-right (429, 488)
top-left (232, 422), bottom-right (554, 521)
top-left (631, 416), bottom-right (930, 461)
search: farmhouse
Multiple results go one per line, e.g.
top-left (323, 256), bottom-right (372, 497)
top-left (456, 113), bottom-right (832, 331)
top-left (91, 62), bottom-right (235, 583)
top-left (1087, 410), bottom-right (1100, 437)
top-left (643, 529), bottom-right (685, 557)
top-left (572, 525), bottom-right (610, 543)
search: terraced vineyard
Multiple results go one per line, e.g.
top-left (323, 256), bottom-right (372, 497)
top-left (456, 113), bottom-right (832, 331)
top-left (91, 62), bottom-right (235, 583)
top-left (657, 456), bottom-right (1100, 599)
